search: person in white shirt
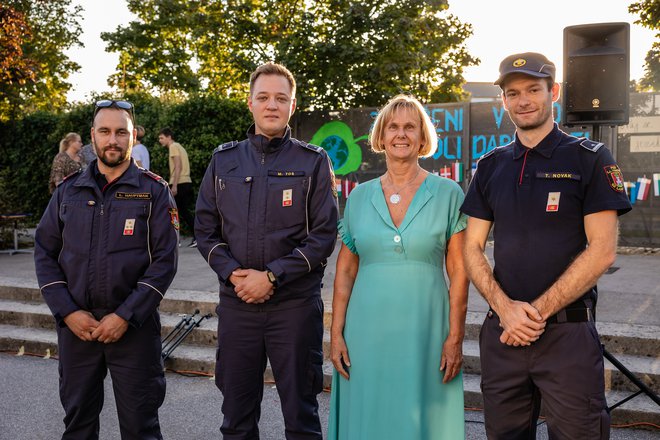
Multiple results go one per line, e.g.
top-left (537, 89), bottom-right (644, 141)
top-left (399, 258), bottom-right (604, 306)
top-left (131, 125), bottom-right (150, 170)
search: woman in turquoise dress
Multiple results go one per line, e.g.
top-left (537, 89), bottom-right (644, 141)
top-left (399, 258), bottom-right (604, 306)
top-left (328, 95), bottom-right (469, 439)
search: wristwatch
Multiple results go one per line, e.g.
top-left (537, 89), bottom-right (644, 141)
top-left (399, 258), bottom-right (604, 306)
top-left (266, 270), bottom-right (278, 287)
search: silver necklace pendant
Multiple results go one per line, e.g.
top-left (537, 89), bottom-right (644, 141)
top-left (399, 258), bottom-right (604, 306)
top-left (390, 193), bottom-right (401, 204)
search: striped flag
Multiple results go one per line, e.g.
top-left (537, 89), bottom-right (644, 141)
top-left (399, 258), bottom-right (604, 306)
top-left (440, 165), bottom-right (452, 179)
top-left (452, 162), bottom-right (463, 182)
top-left (654, 173), bottom-right (660, 197)
top-left (624, 182), bottom-right (635, 203)
top-left (637, 177), bottom-right (651, 201)
top-left (335, 178), bottom-right (342, 198)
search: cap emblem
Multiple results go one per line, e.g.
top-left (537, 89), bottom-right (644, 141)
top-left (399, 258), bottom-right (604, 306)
top-left (512, 58), bottom-right (526, 67)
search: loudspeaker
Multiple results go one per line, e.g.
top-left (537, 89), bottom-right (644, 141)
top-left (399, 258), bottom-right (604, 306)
top-left (562, 22), bottom-right (629, 126)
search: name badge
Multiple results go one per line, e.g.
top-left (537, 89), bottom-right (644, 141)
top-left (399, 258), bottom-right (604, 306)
top-left (536, 171), bottom-right (581, 181)
top-left (546, 192), bottom-right (560, 212)
top-left (123, 218), bottom-right (136, 235)
top-left (282, 189), bottom-right (293, 207)
top-left (115, 192), bottom-right (152, 200)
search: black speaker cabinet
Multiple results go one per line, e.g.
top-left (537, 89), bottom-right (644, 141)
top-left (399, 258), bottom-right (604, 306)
top-left (563, 22), bottom-right (629, 126)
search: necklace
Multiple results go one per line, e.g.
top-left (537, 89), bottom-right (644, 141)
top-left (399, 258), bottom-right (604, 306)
top-left (387, 167), bottom-right (421, 204)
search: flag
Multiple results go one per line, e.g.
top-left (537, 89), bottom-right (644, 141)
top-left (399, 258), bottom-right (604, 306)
top-left (440, 165), bottom-right (452, 179)
top-left (335, 178), bottom-right (342, 198)
top-left (624, 181), bottom-right (634, 200)
top-left (654, 173), bottom-right (660, 197)
top-left (630, 181), bottom-right (638, 205)
top-left (342, 179), bottom-right (357, 199)
top-left (636, 177), bottom-right (651, 201)
top-left (452, 162), bottom-right (464, 182)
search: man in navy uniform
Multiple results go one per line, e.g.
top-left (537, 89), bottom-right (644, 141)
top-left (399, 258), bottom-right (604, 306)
top-left (34, 99), bottom-right (179, 439)
top-left (461, 53), bottom-right (632, 439)
top-left (195, 62), bottom-right (338, 439)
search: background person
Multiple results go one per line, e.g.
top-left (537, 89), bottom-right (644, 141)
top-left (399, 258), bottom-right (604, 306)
top-left (461, 52), bottom-right (632, 439)
top-left (48, 132), bottom-right (83, 193)
top-left (131, 125), bottom-right (150, 169)
top-left (158, 127), bottom-right (196, 247)
top-left (328, 94), bottom-right (469, 439)
top-left (34, 99), bottom-right (179, 439)
top-left (195, 62), bottom-right (338, 440)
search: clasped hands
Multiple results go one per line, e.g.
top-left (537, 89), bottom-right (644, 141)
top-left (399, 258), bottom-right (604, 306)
top-left (231, 269), bottom-right (274, 304)
top-left (63, 310), bottom-right (129, 343)
top-left (496, 300), bottom-right (546, 347)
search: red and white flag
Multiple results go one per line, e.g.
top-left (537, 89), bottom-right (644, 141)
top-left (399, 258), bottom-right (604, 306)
top-left (440, 165), bottom-right (452, 179)
top-left (637, 177), bottom-right (651, 201)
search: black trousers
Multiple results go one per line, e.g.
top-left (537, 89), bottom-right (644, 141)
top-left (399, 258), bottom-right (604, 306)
top-left (56, 313), bottom-right (165, 440)
top-left (173, 182), bottom-right (195, 239)
top-left (216, 297), bottom-right (324, 440)
top-left (479, 313), bottom-right (610, 440)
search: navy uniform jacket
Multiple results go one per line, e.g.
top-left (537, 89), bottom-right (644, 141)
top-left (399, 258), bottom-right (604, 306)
top-left (34, 161), bottom-right (179, 327)
top-left (195, 125), bottom-right (338, 309)
top-left (461, 124), bottom-right (632, 305)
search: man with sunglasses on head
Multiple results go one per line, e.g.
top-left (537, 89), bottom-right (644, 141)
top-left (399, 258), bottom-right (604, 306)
top-left (34, 99), bottom-right (179, 440)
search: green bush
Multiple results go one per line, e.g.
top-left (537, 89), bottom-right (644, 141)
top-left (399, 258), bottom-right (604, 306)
top-left (0, 94), bottom-right (252, 239)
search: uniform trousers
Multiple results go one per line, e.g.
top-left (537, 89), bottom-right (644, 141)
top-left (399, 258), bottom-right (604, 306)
top-left (216, 296), bottom-right (324, 440)
top-left (480, 313), bottom-right (610, 440)
top-left (172, 182), bottom-right (195, 239)
top-left (56, 312), bottom-right (165, 440)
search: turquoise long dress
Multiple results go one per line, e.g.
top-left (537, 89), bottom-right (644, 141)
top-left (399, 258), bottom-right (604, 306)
top-left (328, 174), bottom-right (467, 440)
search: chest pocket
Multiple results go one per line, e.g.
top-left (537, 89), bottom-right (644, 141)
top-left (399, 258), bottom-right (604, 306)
top-left (266, 174), bottom-right (309, 232)
top-left (60, 200), bottom-right (94, 255)
top-left (107, 201), bottom-right (150, 253)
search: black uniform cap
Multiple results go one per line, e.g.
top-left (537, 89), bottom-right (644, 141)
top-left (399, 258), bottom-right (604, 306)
top-left (494, 52), bottom-right (556, 86)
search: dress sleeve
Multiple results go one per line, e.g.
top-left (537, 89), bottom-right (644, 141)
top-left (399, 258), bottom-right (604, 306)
top-left (338, 195), bottom-right (358, 255)
top-left (447, 182), bottom-right (468, 242)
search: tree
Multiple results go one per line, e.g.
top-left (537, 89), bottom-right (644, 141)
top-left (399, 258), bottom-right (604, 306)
top-left (102, 0), bottom-right (478, 109)
top-left (0, 0), bottom-right (83, 121)
top-left (629, 0), bottom-right (660, 91)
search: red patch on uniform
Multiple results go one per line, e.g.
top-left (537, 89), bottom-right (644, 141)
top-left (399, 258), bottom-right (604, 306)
top-left (169, 208), bottom-right (180, 230)
top-left (603, 165), bottom-right (624, 192)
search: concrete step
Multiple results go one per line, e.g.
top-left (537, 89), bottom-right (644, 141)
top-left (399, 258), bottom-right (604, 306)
top-left (1, 283), bottom-right (658, 359)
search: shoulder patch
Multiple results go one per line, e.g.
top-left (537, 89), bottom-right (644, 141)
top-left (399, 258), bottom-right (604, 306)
top-left (579, 138), bottom-right (604, 153)
top-left (142, 169), bottom-right (168, 186)
top-left (213, 141), bottom-right (238, 154)
top-left (298, 141), bottom-right (323, 154)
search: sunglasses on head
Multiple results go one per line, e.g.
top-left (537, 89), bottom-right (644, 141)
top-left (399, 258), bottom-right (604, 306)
top-left (94, 100), bottom-right (135, 122)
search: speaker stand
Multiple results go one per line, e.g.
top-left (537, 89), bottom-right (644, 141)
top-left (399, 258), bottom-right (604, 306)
top-left (603, 347), bottom-right (660, 411)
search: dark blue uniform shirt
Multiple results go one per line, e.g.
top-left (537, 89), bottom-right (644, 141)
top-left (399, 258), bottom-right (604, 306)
top-left (461, 124), bottom-right (632, 304)
top-left (34, 161), bottom-right (179, 327)
top-left (195, 125), bottom-right (339, 309)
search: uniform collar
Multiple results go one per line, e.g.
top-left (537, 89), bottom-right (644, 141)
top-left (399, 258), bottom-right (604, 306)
top-left (75, 159), bottom-right (140, 190)
top-left (513, 123), bottom-right (562, 159)
top-left (247, 124), bottom-right (291, 153)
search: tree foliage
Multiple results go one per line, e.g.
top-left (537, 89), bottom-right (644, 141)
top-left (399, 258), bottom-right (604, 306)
top-left (102, 0), bottom-right (478, 109)
top-left (0, 0), bottom-right (83, 121)
top-left (629, 0), bottom-right (660, 91)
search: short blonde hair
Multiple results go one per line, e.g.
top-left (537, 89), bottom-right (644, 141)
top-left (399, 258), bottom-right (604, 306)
top-left (249, 62), bottom-right (296, 97)
top-left (59, 132), bottom-right (80, 153)
top-left (369, 95), bottom-right (437, 158)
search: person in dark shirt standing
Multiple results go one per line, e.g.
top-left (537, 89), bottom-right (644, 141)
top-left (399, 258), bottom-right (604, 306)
top-left (195, 62), bottom-right (338, 440)
top-left (461, 52), bottom-right (632, 439)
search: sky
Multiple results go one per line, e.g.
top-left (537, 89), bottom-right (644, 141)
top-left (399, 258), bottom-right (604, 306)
top-left (65, 0), bottom-right (657, 103)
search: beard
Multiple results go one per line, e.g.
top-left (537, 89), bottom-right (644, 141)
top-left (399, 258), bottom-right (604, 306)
top-left (95, 144), bottom-right (130, 168)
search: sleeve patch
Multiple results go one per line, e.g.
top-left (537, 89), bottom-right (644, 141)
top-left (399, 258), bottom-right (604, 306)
top-left (604, 164), bottom-right (625, 192)
top-left (169, 208), bottom-right (180, 230)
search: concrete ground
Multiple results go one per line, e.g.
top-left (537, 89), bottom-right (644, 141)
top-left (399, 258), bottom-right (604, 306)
top-left (0, 353), bottom-right (658, 439)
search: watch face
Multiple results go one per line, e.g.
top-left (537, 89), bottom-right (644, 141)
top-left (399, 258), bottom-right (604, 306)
top-left (267, 271), bottom-right (276, 283)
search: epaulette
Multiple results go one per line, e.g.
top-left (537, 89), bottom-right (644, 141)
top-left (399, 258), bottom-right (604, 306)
top-left (298, 141), bottom-right (323, 154)
top-left (477, 145), bottom-right (504, 163)
top-left (213, 141), bottom-right (238, 154)
top-left (142, 169), bottom-right (168, 186)
top-left (61, 169), bottom-right (82, 182)
top-left (579, 138), bottom-right (604, 153)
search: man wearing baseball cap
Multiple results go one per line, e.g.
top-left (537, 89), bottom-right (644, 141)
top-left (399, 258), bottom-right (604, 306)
top-left (461, 52), bottom-right (631, 439)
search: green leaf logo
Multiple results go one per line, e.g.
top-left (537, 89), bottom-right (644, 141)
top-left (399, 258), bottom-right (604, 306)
top-left (310, 121), bottom-right (364, 176)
